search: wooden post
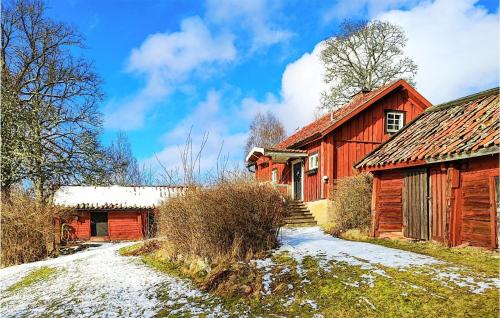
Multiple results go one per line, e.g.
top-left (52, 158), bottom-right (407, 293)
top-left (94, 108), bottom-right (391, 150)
top-left (370, 174), bottom-right (380, 237)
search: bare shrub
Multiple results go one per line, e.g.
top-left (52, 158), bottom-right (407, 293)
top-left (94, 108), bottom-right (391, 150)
top-left (328, 172), bottom-right (373, 237)
top-left (1, 189), bottom-right (57, 266)
top-left (157, 177), bottom-right (287, 268)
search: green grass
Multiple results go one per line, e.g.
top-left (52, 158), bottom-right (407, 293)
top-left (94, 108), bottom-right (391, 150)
top-left (130, 249), bottom-right (499, 317)
top-left (339, 229), bottom-right (500, 276)
top-left (118, 243), bottom-right (144, 256)
top-left (7, 266), bottom-right (57, 292)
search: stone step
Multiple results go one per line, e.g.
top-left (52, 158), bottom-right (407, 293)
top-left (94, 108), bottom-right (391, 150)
top-left (286, 212), bottom-right (314, 218)
top-left (284, 218), bottom-right (317, 225)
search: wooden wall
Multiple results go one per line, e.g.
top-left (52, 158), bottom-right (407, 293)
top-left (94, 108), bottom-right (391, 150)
top-left (372, 154), bottom-right (499, 249)
top-left (303, 140), bottom-right (322, 201)
top-left (63, 210), bottom-right (149, 241)
top-left (331, 89), bottom-right (426, 181)
top-left (108, 211), bottom-right (143, 240)
top-left (373, 170), bottom-right (404, 235)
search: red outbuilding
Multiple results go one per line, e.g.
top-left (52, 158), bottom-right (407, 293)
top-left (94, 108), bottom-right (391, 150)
top-left (246, 79), bottom-right (431, 223)
top-left (54, 186), bottom-right (185, 241)
top-left (356, 88), bottom-right (499, 249)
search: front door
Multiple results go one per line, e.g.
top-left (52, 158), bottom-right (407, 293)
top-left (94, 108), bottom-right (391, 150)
top-left (91, 212), bottom-right (108, 237)
top-left (403, 169), bottom-right (429, 240)
top-left (293, 162), bottom-right (302, 200)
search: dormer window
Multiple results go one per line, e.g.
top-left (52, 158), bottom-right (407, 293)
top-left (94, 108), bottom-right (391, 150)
top-left (385, 110), bottom-right (405, 133)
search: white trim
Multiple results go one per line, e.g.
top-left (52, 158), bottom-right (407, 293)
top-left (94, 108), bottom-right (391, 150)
top-left (245, 147), bottom-right (265, 163)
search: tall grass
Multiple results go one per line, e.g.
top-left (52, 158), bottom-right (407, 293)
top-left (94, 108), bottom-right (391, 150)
top-left (157, 177), bottom-right (287, 267)
top-left (328, 172), bottom-right (373, 237)
top-left (1, 189), bottom-right (57, 267)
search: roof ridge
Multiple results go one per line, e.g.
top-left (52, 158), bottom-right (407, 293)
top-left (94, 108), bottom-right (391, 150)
top-left (426, 87), bottom-right (499, 112)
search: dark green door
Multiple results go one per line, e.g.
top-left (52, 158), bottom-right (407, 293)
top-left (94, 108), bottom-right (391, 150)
top-left (91, 212), bottom-right (108, 236)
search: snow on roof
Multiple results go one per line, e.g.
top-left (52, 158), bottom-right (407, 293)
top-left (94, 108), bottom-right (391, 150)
top-left (53, 185), bottom-right (186, 210)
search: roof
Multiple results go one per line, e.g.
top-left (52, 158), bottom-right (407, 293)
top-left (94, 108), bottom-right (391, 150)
top-left (246, 147), bottom-right (307, 163)
top-left (276, 79), bottom-right (430, 149)
top-left (356, 87), bottom-right (499, 170)
top-left (53, 185), bottom-right (186, 210)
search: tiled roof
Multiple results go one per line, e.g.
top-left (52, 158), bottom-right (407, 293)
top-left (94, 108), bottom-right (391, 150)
top-left (356, 88), bottom-right (499, 169)
top-left (276, 80), bottom-right (401, 149)
top-left (53, 185), bottom-right (186, 209)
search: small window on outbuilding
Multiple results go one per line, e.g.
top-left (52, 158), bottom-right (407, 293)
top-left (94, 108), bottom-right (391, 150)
top-left (271, 168), bottom-right (278, 184)
top-left (385, 110), bottom-right (405, 133)
top-left (308, 153), bottom-right (319, 171)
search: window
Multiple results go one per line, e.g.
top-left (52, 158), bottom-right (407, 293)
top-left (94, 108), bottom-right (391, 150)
top-left (308, 153), bottom-right (319, 171)
top-left (271, 169), bottom-right (278, 184)
top-left (385, 110), bottom-right (405, 133)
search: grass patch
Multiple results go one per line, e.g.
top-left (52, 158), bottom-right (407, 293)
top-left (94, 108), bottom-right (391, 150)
top-left (7, 266), bottom-right (57, 292)
top-left (339, 229), bottom-right (499, 276)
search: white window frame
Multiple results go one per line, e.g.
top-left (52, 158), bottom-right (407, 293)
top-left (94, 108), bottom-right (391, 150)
top-left (308, 153), bottom-right (319, 171)
top-left (271, 168), bottom-right (278, 184)
top-left (385, 110), bottom-right (405, 133)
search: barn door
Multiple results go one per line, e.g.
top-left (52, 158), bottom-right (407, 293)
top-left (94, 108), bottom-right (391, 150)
top-left (403, 169), bottom-right (429, 240)
top-left (91, 212), bottom-right (108, 237)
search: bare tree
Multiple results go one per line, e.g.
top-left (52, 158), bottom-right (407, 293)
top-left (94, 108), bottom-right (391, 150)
top-left (107, 132), bottom-right (142, 186)
top-left (320, 20), bottom-right (417, 111)
top-left (244, 111), bottom-right (286, 157)
top-left (1, 0), bottom-right (106, 203)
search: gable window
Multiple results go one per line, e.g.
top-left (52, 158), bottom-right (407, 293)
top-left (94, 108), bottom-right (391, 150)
top-left (385, 110), bottom-right (405, 133)
top-left (271, 168), bottom-right (278, 184)
top-left (308, 153), bottom-right (319, 171)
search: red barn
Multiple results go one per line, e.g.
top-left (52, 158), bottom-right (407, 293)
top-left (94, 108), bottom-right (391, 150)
top-left (356, 88), bottom-right (499, 249)
top-left (54, 186), bottom-right (185, 241)
top-left (246, 79), bottom-right (431, 223)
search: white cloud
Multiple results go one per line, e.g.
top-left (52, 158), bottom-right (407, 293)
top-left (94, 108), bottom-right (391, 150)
top-left (143, 91), bottom-right (248, 180)
top-left (377, 0), bottom-right (499, 103)
top-left (206, 0), bottom-right (293, 50)
top-left (241, 42), bottom-right (328, 133)
top-left (104, 16), bottom-right (236, 130)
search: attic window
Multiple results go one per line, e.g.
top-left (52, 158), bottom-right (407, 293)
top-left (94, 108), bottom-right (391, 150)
top-left (385, 110), bottom-right (405, 133)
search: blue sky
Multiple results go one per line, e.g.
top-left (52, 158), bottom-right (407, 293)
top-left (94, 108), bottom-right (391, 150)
top-left (46, 0), bottom-right (499, 177)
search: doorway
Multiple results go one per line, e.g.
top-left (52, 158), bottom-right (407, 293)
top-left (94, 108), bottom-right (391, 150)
top-left (403, 169), bottom-right (429, 240)
top-left (91, 212), bottom-right (108, 237)
top-left (293, 162), bottom-right (303, 200)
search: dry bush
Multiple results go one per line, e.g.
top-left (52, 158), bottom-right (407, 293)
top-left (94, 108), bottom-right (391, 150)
top-left (329, 172), bottom-right (373, 237)
top-left (157, 177), bottom-right (287, 268)
top-left (1, 189), bottom-right (57, 267)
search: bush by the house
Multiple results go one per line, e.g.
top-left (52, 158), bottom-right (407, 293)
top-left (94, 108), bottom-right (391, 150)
top-left (328, 172), bottom-right (373, 237)
top-left (157, 177), bottom-right (287, 269)
top-left (1, 189), bottom-right (58, 267)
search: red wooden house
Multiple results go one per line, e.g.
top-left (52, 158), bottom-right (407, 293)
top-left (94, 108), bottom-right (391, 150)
top-left (54, 185), bottom-right (185, 241)
top-left (246, 79), bottom-right (431, 223)
top-left (356, 88), bottom-right (499, 249)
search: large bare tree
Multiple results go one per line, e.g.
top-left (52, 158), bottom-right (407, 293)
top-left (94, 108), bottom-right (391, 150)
top-left (320, 20), bottom-right (417, 111)
top-left (1, 0), bottom-right (107, 203)
top-left (245, 111), bottom-right (286, 158)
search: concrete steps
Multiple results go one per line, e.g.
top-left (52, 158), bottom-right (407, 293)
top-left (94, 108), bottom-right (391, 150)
top-left (284, 200), bottom-right (317, 226)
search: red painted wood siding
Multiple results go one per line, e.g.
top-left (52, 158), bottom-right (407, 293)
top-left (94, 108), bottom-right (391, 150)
top-left (374, 171), bottom-right (404, 234)
top-left (65, 211), bottom-right (91, 240)
top-left (331, 89), bottom-right (425, 180)
top-left (430, 167), bottom-right (448, 243)
top-left (302, 140), bottom-right (321, 201)
top-left (456, 155), bottom-right (498, 248)
top-left (108, 211), bottom-right (144, 240)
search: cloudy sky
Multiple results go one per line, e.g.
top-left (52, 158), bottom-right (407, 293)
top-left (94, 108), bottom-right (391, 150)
top-left (48, 0), bottom-right (499, 175)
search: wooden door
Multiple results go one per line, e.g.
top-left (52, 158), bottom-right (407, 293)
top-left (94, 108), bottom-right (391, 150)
top-left (91, 212), bottom-right (108, 237)
top-left (403, 169), bottom-right (429, 240)
top-left (293, 162), bottom-right (302, 200)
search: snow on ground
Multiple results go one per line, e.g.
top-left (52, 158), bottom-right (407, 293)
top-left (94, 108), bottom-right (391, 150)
top-left (1, 227), bottom-right (498, 317)
top-left (0, 243), bottom-right (224, 318)
top-left (278, 227), bottom-right (439, 268)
